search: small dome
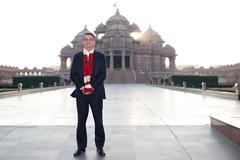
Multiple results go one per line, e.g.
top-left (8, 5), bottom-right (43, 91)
top-left (139, 26), bottom-right (164, 43)
top-left (95, 23), bottom-right (106, 33)
top-left (61, 45), bottom-right (72, 52)
top-left (163, 44), bottom-right (175, 52)
top-left (71, 25), bottom-right (91, 43)
top-left (61, 45), bottom-right (73, 56)
top-left (130, 23), bottom-right (141, 32)
top-left (163, 44), bottom-right (176, 56)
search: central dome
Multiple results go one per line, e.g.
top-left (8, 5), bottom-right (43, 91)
top-left (106, 9), bottom-right (129, 26)
top-left (103, 9), bottom-right (131, 38)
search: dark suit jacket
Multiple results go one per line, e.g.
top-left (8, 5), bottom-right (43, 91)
top-left (70, 51), bottom-right (106, 99)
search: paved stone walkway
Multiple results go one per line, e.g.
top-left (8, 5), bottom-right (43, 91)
top-left (0, 84), bottom-right (240, 159)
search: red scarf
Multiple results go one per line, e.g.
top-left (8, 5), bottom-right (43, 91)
top-left (83, 53), bottom-right (94, 93)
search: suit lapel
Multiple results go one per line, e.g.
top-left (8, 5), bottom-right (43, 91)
top-left (79, 52), bottom-right (83, 73)
top-left (92, 51), bottom-right (98, 77)
top-left (78, 52), bottom-right (84, 83)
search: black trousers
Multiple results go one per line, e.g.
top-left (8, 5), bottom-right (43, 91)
top-left (76, 94), bottom-right (105, 150)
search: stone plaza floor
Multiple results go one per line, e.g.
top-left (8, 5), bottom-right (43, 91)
top-left (0, 84), bottom-right (240, 159)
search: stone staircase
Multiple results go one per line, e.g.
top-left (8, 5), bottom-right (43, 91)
top-left (106, 70), bottom-right (136, 83)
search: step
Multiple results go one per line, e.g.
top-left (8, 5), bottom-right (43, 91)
top-left (210, 115), bottom-right (240, 146)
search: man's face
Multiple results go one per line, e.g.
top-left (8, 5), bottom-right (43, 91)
top-left (82, 35), bottom-right (95, 51)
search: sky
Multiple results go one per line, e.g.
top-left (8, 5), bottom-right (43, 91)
top-left (0, 0), bottom-right (240, 69)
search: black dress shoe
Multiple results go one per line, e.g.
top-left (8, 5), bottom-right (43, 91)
top-left (73, 148), bottom-right (86, 157)
top-left (97, 148), bottom-right (106, 157)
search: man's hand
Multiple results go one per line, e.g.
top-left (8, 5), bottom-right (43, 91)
top-left (82, 90), bottom-right (93, 95)
top-left (82, 85), bottom-right (94, 95)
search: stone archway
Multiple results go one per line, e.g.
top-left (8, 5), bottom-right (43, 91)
top-left (165, 57), bottom-right (170, 69)
top-left (66, 58), bottom-right (71, 69)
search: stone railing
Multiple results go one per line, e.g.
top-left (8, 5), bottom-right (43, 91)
top-left (149, 81), bottom-right (240, 100)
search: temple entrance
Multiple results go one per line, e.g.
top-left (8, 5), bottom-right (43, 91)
top-left (114, 56), bottom-right (122, 69)
top-left (125, 55), bottom-right (130, 68)
top-left (113, 50), bottom-right (121, 69)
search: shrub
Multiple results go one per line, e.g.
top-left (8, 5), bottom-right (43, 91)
top-left (12, 76), bottom-right (60, 88)
top-left (171, 75), bottom-right (218, 87)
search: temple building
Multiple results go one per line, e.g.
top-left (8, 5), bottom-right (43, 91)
top-left (0, 65), bottom-right (55, 85)
top-left (59, 9), bottom-right (177, 83)
top-left (176, 63), bottom-right (240, 85)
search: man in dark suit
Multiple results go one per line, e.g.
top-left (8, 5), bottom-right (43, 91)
top-left (70, 32), bottom-right (106, 157)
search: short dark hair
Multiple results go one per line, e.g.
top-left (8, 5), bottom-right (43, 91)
top-left (83, 32), bottom-right (95, 39)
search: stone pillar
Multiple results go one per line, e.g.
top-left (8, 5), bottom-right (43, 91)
top-left (162, 57), bottom-right (166, 70)
top-left (201, 82), bottom-right (207, 90)
top-left (169, 56), bottom-right (176, 71)
top-left (39, 82), bottom-right (43, 89)
top-left (60, 57), bottom-right (63, 70)
top-left (60, 57), bottom-right (67, 70)
top-left (110, 50), bottom-right (114, 70)
top-left (17, 83), bottom-right (22, 91)
top-left (233, 83), bottom-right (240, 95)
top-left (53, 82), bottom-right (57, 87)
top-left (96, 33), bottom-right (99, 39)
top-left (121, 50), bottom-right (126, 71)
top-left (183, 82), bottom-right (187, 88)
top-left (130, 52), bottom-right (134, 70)
top-left (163, 80), bottom-right (166, 85)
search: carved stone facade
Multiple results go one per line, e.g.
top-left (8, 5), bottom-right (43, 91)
top-left (216, 64), bottom-right (240, 84)
top-left (59, 9), bottom-right (177, 83)
top-left (0, 65), bottom-right (56, 85)
top-left (176, 63), bottom-right (240, 84)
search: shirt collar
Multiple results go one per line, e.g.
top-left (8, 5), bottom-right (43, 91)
top-left (83, 48), bottom-right (94, 56)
